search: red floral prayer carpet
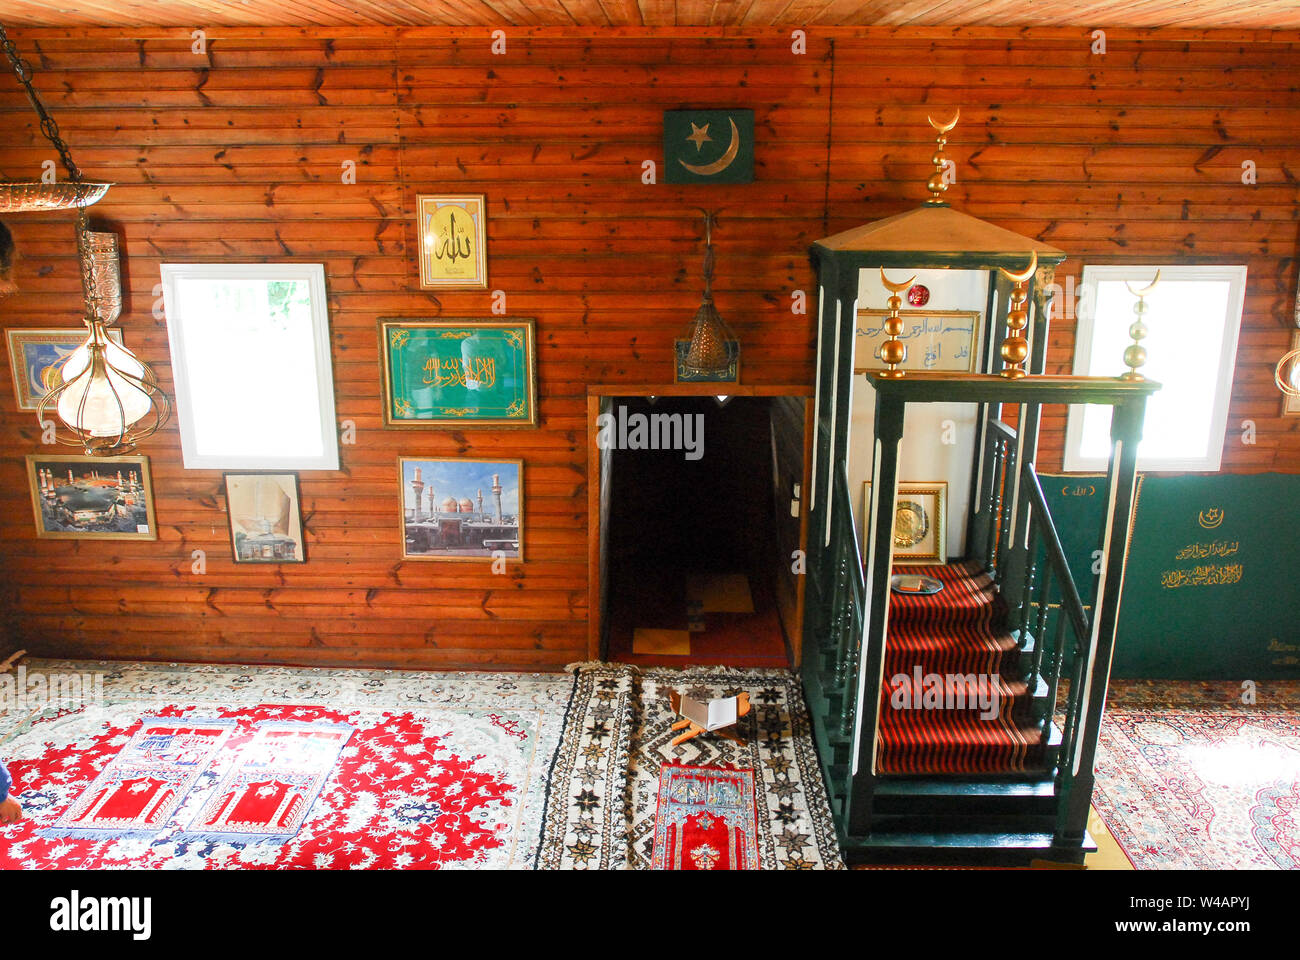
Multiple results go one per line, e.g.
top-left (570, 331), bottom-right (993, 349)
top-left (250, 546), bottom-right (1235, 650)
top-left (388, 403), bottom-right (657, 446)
top-left (650, 764), bottom-right (759, 870)
top-left (0, 660), bottom-right (572, 869)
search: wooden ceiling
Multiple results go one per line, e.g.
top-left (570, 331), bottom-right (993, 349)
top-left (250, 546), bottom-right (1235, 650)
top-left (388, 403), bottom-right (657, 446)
top-left (4, 0), bottom-right (1300, 29)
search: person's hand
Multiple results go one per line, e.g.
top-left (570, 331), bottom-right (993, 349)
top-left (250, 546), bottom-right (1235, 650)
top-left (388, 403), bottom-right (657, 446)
top-left (0, 797), bottom-right (22, 824)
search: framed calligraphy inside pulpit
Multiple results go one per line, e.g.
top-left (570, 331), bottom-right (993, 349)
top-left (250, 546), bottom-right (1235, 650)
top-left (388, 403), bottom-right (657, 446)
top-left (416, 194), bottom-right (488, 289)
top-left (855, 309), bottom-right (981, 373)
top-left (379, 319), bottom-right (537, 427)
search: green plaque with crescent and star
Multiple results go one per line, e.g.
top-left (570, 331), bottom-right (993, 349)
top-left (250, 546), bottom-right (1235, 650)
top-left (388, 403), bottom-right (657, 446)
top-left (664, 109), bottom-right (754, 184)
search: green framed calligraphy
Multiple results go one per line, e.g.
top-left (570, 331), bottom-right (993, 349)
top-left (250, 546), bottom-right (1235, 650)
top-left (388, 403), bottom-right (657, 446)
top-left (379, 319), bottom-right (538, 428)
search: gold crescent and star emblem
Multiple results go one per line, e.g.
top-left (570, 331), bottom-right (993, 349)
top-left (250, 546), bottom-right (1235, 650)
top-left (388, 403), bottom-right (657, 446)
top-left (1198, 508), bottom-right (1225, 529)
top-left (679, 117), bottom-right (741, 176)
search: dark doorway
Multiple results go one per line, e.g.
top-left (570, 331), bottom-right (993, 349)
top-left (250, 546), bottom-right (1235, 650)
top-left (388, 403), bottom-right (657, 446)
top-left (601, 395), bottom-right (794, 667)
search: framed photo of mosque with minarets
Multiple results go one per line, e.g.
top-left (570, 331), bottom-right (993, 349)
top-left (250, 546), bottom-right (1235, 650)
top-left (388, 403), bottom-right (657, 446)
top-left (379, 319), bottom-right (538, 428)
top-left (398, 457), bottom-right (523, 562)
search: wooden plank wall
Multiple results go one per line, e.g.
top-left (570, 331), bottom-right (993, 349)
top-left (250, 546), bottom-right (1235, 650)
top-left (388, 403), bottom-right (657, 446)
top-left (1, 27), bottom-right (1297, 670)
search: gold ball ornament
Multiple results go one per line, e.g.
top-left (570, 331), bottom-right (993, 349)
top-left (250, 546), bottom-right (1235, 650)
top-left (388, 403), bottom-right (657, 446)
top-left (1123, 344), bottom-right (1147, 370)
top-left (880, 340), bottom-right (907, 366)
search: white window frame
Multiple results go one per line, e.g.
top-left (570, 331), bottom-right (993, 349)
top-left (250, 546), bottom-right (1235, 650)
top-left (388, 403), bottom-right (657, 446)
top-left (1063, 264), bottom-right (1246, 473)
top-left (160, 263), bottom-right (340, 471)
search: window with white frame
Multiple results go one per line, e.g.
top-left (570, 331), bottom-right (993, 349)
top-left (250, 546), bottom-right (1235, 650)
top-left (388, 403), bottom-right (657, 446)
top-left (160, 263), bottom-right (340, 470)
top-left (1064, 264), bottom-right (1246, 473)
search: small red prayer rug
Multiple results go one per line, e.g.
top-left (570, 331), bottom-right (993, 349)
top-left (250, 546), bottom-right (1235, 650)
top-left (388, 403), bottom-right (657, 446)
top-left (650, 763), bottom-right (760, 870)
top-left (184, 721), bottom-right (354, 843)
top-left (44, 717), bottom-right (236, 839)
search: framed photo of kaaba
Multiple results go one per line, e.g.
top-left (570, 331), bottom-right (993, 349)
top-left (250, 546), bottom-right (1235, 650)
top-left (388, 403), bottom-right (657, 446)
top-left (26, 454), bottom-right (157, 541)
top-left (416, 194), bottom-right (487, 289)
top-left (399, 457), bottom-right (523, 562)
top-left (7, 327), bottom-right (124, 411)
top-left (861, 481), bottom-right (948, 566)
top-left (379, 319), bottom-right (537, 428)
top-left (223, 472), bottom-right (305, 564)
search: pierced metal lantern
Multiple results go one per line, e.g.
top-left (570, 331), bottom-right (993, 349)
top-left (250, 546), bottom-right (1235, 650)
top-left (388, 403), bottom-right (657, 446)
top-left (679, 211), bottom-right (739, 378)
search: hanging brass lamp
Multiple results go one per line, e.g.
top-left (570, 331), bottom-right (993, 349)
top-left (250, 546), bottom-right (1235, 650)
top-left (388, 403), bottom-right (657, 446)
top-left (36, 223), bottom-right (170, 455)
top-left (679, 210), bottom-right (738, 378)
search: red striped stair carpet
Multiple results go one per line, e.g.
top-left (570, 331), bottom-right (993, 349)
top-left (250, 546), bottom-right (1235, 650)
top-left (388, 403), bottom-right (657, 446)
top-left (877, 561), bottom-right (1047, 775)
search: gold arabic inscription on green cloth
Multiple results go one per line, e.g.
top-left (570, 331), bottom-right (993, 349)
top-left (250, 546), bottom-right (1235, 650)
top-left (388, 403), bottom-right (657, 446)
top-left (382, 321), bottom-right (534, 425)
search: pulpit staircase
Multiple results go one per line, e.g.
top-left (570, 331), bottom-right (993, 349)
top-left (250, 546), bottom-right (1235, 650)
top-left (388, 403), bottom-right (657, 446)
top-left (802, 378), bottom-right (1155, 865)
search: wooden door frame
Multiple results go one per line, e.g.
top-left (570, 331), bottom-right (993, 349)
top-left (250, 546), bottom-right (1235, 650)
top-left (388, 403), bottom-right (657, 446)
top-left (585, 383), bottom-right (814, 662)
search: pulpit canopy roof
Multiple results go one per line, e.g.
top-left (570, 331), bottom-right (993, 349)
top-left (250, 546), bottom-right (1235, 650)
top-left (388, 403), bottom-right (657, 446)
top-left (814, 202), bottom-right (1067, 265)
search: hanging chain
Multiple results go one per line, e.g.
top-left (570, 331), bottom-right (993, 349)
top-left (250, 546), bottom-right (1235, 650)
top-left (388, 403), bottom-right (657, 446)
top-left (0, 22), bottom-right (83, 182)
top-left (700, 209), bottom-right (716, 302)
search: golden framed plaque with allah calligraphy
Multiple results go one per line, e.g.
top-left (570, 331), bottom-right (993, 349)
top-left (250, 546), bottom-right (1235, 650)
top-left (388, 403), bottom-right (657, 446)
top-left (379, 319), bottom-right (537, 428)
top-left (416, 194), bottom-right (487, 289)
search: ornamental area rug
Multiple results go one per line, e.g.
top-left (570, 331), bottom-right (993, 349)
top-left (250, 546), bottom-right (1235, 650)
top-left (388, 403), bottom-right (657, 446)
top-left (650, 764), bottom-right (760, 870)
top-left (1090, 680), bottom-right (1300, 870)
top-left (0, 658), bottom-right (571, 869)
top-left (538, 663), bottom-right (843, 869)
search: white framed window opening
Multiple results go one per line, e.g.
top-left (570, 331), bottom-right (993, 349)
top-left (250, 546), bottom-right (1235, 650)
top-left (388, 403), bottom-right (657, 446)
top-left (160, 263), bottom-right (340, 470)
top-left (1064, 264), bottom-right (1247, 473)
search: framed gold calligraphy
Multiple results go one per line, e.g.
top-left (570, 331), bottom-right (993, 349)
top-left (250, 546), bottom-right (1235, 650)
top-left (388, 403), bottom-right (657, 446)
top-left (861, 481), bottom-right (948, 566)
top-left (379, 319), bottom-right (538, 428)
top-left (417, 194), bottom-right (487, 289)
top-left (855, 309), bottom-right (981, 374)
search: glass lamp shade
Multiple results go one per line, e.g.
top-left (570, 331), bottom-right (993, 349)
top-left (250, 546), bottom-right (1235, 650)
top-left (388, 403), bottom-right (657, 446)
top-left (56, 334), bottom-right (154, 437)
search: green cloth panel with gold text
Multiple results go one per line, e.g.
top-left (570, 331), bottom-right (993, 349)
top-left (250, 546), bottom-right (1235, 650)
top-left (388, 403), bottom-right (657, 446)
top-left (1041, 472), bottom-right (1300, 680)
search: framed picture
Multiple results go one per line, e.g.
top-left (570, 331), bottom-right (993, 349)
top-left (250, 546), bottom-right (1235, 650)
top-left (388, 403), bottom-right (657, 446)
top-left (26, 454), bottom-right (157, 541)
top-left (861, 481), bottom-right (948, 566)
top-left (855, 309), bottom-right (981, 374)
top-left (1282, 331), bottom-right (1300, 417)
top-left (224, 473), bottom-right (305, 564)
top-left (7, 327), bottom-right (123, 411)
top-left (380, 319), bottom-right (537, 427)
top-left (416, 194), bottom-right (487, 289)
top-left (399, 457), bottom-right (522, 562)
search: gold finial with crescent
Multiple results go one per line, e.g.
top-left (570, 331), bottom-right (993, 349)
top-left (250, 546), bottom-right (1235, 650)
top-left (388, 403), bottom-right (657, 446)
top-left (997, 251), bottom-right (1038, 285)
top-left (1124, 270), bottom-right (1161, 298)
top-left (927, 108), bottom-right (960, 135)
top-left (880, 267), bottom-right (917, 294)
top-left (926, 109), bottom-right (960, 200)
top-left (877, 268), bottom-right (917, 378)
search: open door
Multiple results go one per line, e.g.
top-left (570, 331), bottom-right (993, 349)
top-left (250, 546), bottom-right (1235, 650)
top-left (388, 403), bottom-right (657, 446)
top-left (590, 393), bottom-right (810, 668)
top-left (769, 395), bottom-right (810, 665)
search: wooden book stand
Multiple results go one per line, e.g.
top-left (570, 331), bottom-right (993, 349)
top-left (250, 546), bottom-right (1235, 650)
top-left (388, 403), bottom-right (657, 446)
top-left (668, 689), bottom-right (750, 746)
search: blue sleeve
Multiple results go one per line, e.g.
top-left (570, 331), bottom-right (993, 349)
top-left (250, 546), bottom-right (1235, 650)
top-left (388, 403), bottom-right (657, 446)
top-left (0, 759), bottom-right (10, 801)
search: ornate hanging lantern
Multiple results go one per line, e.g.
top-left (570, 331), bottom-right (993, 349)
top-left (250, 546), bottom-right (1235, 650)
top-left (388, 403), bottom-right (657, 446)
top-left (36, 224), bottom-right (170, 455)
top-left (678, 210), bottom-right (739, 379)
